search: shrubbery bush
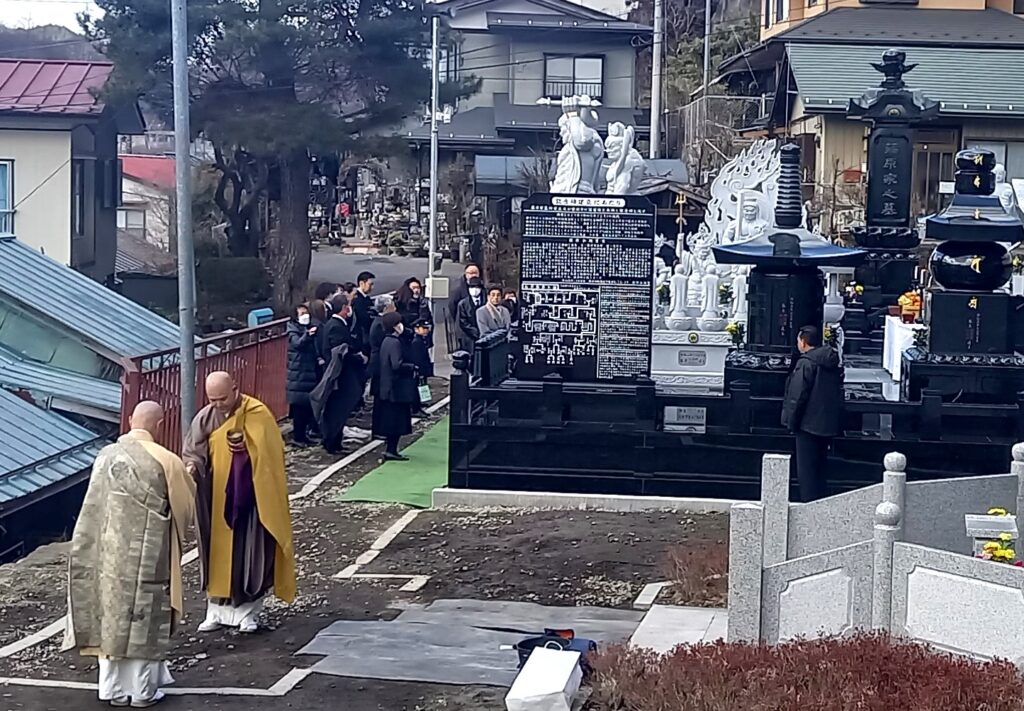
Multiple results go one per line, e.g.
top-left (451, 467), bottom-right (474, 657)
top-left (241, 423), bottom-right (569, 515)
top-left (588, 633), bottom-right (1024, 711)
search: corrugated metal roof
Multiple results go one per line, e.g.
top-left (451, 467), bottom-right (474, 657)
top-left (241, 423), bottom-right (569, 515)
top-left (787, 44), bottom-right (1024, 117)
top-left (0, 387), bottom-right (103, 505)
top-left (0, 345), bottom-right (121, 414)
top-left (0, 237), bottom-right (181, 358)
top-left (0, 59), bottom-right (112, 116)
top-left (776, 8), bottom-right (1024, 48)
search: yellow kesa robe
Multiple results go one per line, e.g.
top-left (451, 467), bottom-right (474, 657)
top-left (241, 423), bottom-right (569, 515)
top-left (206, 395), bottom-right (296, 603)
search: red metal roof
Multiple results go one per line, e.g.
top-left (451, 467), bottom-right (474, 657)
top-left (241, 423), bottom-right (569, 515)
top-left (0, 59), bottom-right (113, 116)
top-left (120, 155), bottom-right (176, 191)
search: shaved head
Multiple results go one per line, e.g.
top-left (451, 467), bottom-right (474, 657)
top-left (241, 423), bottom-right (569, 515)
top-left (129, 400), bottom-right (164, 434)
top-left (205, 371), bottom-right (240, 415)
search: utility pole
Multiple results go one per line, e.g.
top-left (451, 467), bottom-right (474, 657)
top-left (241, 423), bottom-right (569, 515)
top-left (702, 0), bottom-right (712, 95)
top-left (171, 0), bottom-right (197, 430)
top-left (428, 14), bottom-right (440, 292)
top-left (648, 0), bottom-right (663, 159)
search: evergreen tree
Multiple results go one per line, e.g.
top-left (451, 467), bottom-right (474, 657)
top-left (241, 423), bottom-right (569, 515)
top-left (86, 0), bottom-right (477, 309)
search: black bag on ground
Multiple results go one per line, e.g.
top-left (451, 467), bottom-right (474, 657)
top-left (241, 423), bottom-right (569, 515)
top-left (513, 628), bottom-right (598, 677)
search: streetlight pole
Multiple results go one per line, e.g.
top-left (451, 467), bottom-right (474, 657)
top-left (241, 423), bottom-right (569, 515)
top-left (171, 0), bottom-right (197, 430)
top-left (648, 0), bottom-right (663, 159)
top-left (428, 13), bottom-right (440, 292)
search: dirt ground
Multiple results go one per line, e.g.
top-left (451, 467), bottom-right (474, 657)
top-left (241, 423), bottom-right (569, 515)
top-left (0, 390), bottom-right (729, 711)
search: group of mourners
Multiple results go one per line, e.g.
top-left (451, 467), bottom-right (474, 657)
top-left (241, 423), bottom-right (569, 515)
top-left (448, 263), bottom-right (519, 353)
top-left (286, 272), bottom-right (434, 462)
top-left (65, 373), bottom-right (296, 707)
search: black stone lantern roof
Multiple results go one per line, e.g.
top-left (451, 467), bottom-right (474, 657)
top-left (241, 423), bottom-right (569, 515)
top-left (713, 144), bottom-right (866, 269)
top-left (926, 149), bottom-right (1024, 243)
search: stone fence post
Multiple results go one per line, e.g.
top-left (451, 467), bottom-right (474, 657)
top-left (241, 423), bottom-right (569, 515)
top-left (1013, 443), bottom-right (1024, 525)
top-left (727, 502), bottom-right (765, 642)
top-left (760, 454), bottom-right (791, 567)
top-left (871, 452), bottom-right (906, 630)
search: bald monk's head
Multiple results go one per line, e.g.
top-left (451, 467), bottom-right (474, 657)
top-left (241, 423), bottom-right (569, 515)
top-left (206, 371), bottom-right (240, 415)
top-left (129, 400), bottom-right (165, 435)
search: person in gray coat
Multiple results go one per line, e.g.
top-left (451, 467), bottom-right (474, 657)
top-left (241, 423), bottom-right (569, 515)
top-left (476, 285), bottom-right (511, 338)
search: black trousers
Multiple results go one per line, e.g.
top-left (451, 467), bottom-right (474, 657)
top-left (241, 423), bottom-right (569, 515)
top-left (385, 434), bottom-right (401, 454)
top-left (794, 432), bottom-right (830, 503)
top-left (290, 402), bottom-right (315, 443)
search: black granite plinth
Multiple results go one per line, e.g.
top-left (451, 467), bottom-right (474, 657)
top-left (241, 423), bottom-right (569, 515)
top-left (747, 268), bottom-right (824, 354)
top-left (902, 348), bottom-right (1024, 404)
top-left (928, 292), bottom-right (1016, 355)
top-left (725, 350), bottom-right (792, 398)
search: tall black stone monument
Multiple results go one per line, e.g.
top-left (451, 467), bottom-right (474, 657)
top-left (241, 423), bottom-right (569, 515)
top-left (902, 149), bottom-right (1024, 404)
top-left (715, 144), bottom-right (865, 396)
top-left (844, 49), bottom-right (939, 356)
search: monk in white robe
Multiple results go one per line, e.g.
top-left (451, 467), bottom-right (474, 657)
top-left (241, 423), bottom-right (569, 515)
top-left (64, 401), bottom-right (194, 708)
top-left (183, 371), bottom-right (296, 633)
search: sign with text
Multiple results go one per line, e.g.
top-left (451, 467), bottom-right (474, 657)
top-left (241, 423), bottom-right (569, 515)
top-left (867, 128), bottom-right (913, 228)
top-left (663, 406), bottom-right (707, 434)
top-left (516, 193), bottom-right (656, 382)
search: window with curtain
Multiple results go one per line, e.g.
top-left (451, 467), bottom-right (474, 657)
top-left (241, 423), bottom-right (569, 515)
top-left (544, 55), bottom-right (604, 99)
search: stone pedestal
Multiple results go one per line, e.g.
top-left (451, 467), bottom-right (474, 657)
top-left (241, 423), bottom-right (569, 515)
top-left (651, 330), bottom-right (731, 394)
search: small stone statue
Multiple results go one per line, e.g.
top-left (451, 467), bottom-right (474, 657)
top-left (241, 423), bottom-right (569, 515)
top-left (654, 255), bottom-right (669, 311)
top-left (605, 122), bottom-right (646, 195)
top-left (667, 264), bottom-right (694, 331)
top-left (732, 265), bottom-right (750, 323)
top-left (686, 268), bottom-right (704, 316)
top-left (697, 266), bottom-right (726, 331)
top-left (995, 164), bottom-right (1019, 216)
top-left (547, 95), bottom-right (604, 194)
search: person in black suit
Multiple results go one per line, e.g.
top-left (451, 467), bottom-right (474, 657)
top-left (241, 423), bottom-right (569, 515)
top-left (447, 263), bottom-right (481, 324)
top-left (316, 294), bottom-right (370, 453)
top-left (373, 312), bottom-right (419, 461)
top-left (455, 276), bottom-right (485, 352)
top-left (351, 271), bottom-right (376, 355)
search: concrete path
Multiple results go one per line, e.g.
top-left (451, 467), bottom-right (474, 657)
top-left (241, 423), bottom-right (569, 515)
top-left (628, 605), bottom-right (728, 653)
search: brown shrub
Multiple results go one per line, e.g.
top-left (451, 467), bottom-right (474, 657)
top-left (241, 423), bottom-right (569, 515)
top-left (659, 543), bottom-right (728, 607)
top-left (586, 633), bottom-right (1024, 711)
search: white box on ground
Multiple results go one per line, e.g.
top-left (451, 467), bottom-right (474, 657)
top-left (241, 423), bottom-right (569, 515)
top-left (505, 646), bottom-right (583, 711)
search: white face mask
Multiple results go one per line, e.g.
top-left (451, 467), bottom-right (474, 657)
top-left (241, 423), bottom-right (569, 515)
top-left (298, 314), bottom-right (311, 326)
top-left (469, 287), bottom-right (482, 298)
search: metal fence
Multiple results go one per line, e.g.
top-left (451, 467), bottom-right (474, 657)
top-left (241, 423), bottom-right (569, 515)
top-left (120, 319), bottom-right (290, 454)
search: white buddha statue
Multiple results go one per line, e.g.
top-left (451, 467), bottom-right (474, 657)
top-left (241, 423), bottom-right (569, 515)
top-left (666, 264), bottom-right (694, 331)
top-left (995, 164), bottom-right (1018, 216)
top-left (697, 265), bottom-right (726, 331)
top-left (731, 265), bottom-right (750, 323)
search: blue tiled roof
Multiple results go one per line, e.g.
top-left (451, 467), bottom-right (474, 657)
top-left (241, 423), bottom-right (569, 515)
top-left (0, 387), bottom-right (105, 507)
top-left (0, 237), bottom-right (181, 358)
top-left (0, 345), bottom-right (121, 415)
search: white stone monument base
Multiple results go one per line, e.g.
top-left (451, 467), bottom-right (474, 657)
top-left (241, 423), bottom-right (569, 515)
top-left (651, 330), bottom-right (732, 394)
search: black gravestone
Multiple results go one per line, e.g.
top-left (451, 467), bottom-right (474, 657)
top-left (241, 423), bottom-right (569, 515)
top-left (515, 193), bottom-right (656, 382)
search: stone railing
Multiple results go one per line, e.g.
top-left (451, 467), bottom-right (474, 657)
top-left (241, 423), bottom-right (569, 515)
top-left (728, 445), bottom-right (1024, 662)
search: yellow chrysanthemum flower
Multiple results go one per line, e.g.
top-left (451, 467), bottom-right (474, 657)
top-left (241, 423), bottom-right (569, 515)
top-left (1000, 532), bottom-right (1014, 542)
top-left (984, 541), bottom-right (1001, 552)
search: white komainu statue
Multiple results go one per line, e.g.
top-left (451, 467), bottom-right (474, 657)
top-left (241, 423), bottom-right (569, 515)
top-left (605, 122), bottom-right (646, 195)
top-left (548, 96), bottom-right (604, 194)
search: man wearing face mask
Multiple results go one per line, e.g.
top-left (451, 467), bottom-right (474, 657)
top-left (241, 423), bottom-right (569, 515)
top-left (448, 263), bottom-right (481, 323)
top-left (455, 276), bottom-right (485, 351)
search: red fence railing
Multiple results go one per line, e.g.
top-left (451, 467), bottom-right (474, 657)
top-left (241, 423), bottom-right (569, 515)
top-left (120, 319), bottom-right (290, 454)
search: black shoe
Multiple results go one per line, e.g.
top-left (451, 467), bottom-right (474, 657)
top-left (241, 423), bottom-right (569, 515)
top-left (293, 437), bottom-right (313, 447)
top-left (383, 452), bottom-right (409, 462)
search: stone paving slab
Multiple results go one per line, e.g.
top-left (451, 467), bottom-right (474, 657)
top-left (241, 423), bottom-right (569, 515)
top-left (628, 605), bottom-right (729, 653)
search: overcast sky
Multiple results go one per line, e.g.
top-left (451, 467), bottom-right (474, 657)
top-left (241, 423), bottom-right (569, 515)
top-left (0, 0), bottom-right (100, 30)
top-left (0, 0), bottom-right (624, 32)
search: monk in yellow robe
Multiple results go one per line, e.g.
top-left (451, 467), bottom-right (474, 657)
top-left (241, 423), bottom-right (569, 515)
top-left (183, 371), bottom-right (295, 633)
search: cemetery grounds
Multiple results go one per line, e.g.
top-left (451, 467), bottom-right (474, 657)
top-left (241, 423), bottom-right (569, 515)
top-left (0, 395), bottom-right (729, 711)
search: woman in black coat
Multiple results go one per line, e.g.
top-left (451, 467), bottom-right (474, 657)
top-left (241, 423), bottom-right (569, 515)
top-left (395, 277), bottom-right (432, 328)
top-left (286, 303), bottom-right (320, 445)
top-left (373, 312), bottom-right (418, 461)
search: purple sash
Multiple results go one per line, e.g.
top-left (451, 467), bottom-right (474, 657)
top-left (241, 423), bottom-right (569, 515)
top-left (224, 433), bottom-right (256, 529)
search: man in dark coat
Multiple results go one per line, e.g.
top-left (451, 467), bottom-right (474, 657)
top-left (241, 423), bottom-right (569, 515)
top-left (351, 271), bottom-right (376, 355)
top-left (315, 294), bottom-right (369, 454)
top-left (447, 263), bottom-right (481, 323)
top-left (455, 276), bottom-right (485, 352)
top-left (286, 305), bottom-right (320, 445)
top-left (781, 325), bottom-right (844, 503)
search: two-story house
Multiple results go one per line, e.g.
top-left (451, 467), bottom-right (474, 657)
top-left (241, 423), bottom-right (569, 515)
top-left (404, 0), bottom-right (652, 198)
top-left (0, 58), bottom-right (144, 284)
top-left (712, 2), bottom-right (1024, 223)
